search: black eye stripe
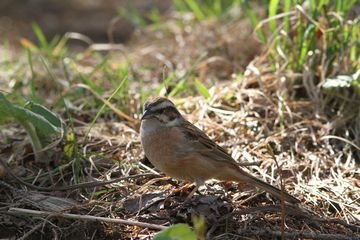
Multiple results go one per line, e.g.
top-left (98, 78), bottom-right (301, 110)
top-left (153, 106), bottom-right (181, 119)
top-left (153, 109), bottom-right (163, 114)
top-left (154, 106), bottom-right (174, 113)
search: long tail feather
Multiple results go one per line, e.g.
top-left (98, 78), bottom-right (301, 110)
top-left (223, 167), bottom-right (300, 204)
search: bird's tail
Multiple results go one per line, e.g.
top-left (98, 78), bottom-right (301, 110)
top-left (222, 166), bottom-right (300, 204)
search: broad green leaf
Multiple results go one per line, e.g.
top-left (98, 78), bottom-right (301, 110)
top-left (0, 94), bottom-right (60, 138)
top-left (0, 93), bottom-right (65, 162)
top-left (153, 224), bottom-right (196, 240)
top-left (25, 101), bottom-right (65, 130)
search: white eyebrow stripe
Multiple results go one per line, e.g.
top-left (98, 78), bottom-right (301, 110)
top-left (151, 101), bottom-right (175, 111)
top-left (164, 117), bottom-right (181, 127)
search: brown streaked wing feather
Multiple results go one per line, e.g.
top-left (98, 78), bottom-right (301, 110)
top-left (181, 121), bottom-right (238, 166)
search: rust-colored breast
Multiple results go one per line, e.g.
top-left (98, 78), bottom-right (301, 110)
top-left (140, 123), bottom-right (236, 183)
top-left (141, 127), bottom-right (183, 176)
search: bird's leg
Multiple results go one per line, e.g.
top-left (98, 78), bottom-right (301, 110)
top-left (171, 182), bottom-right (193, 195)
top-left (184, 184), bottom-right (199, 200)
top-left (184, 180), bottom-right (204, 202)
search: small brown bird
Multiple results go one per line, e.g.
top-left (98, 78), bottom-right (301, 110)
top-left (140, 97), bottom-right (299, 204)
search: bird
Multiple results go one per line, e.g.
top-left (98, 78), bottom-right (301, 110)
top-left (140, 97), bottom-right (300, 204)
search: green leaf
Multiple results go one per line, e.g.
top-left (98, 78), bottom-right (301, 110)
top-left (174, 0), bottom-right (188, 12)
top-left (0, 93), bottom-right (65, 162)
top-left (350, 21), bottom-right (358, 62)
top-left (63, 132), bottom-right (76, 159)
top-left (85, 75), bottom-right (128, 139)
top-left (25, 102), bottom-right (65, 130)
top-left (156, 71), bottom-right (177, 95)
top-left (194, 79), bottom-right (211, 99)
top-left (153, 224), bottom-right (196, 240)
top-left (168, 79), bottom-right (187, 97)
top-left (184, 0), bottom-right (205, 20)
top-left (269, 0), bottom-right (280, 32)
top-left (240, 0), bottom-right (267, 43)
top-left (32, 23), bottom-right (48, 50)
top-left (192, 215), bottom-right (206, 240)
top-left (283, 0), bottom-right (292, 32)
top-left (0, 94), bottom-right (60, 138)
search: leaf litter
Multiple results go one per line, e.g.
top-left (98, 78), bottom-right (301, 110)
top-left (0, 7), bottom-right (359, 240)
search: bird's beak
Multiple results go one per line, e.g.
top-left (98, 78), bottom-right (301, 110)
top-left (141, 110), bottom-right (152, 120)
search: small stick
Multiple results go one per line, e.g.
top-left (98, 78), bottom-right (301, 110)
top-left (266, 144), bottom-right (285, 240)
top-left (238, 228), bottom-right (355, 240)
top-left (0, 157), bottom-right (156, 192)
top-left (18, 222), bottom-right (44, 240)
top-left (9, 207), bottom-right (167, 230)
top-left (235, 205), bottom-right (360, 232)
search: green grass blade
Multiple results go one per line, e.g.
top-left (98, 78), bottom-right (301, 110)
top-left (32, 23), bottom-right (48, 50)
top-left (185, 0), bottom-right (205, 20)
top-left (49, 34), bottom-right (60, 49)
top-left (194, 79), bottom-right (211, 99)
top-left (241, 0), bottom-right (267, 43)
top-left (297, 24), bottom-right (314, 70)
top-left (213, 0), bottom-right (222, 17)
top-left (269, 0), bottom-right (280, 32)
top-left (309, 0), bottom-right (317, 14)
top-left (174, 0), bottom-right (189, 12)
top-left (168, 79), bottom-right (187, 97)
top-left (85, 75), bottom-right (128, 139)
top-left (156, 71), bottom-right (177, 95)
top-left (26, 49), bottom-right (39, 101)
top-left (336, 0), bottom-right (343, 13)
top-left (350, 21), bottom-right (358, 63)
top-left (40, 55), bottom-right (56, 82)
top-left (283, 0), bottom-right (293, 32)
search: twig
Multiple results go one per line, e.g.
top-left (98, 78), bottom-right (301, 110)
top-left (0, 158), bottom-right (156, 191)
top-left (138, 162), bottom-right (161, 175)
top-left (320, 135), bottom-right (360, 151)
top-left (295, 5), bottom-right (323, 31)
top-left (236, 204), bottom-right (302, 217)
top-left (238, 228), bottom-right (357, 240)
top-left (235, 205), bottom-right (360, 232)
top-left (74, 83), bottom-right (137, 125)
top-left (255, 11), bottom-right (296, 29)
top-left (266, 144), bottom-right (285, 240)
top-left (8, 207), bottom-right (167, 230)
top-left (18, 221), bottom-right (44, 240)
top-left (21, 172), bottom-right (155, 191)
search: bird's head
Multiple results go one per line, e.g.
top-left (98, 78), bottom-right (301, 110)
top-left (141, 97), bottom-right (182, 127)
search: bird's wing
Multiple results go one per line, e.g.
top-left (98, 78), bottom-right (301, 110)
top-left (180, 121), bottom-right (238, 166)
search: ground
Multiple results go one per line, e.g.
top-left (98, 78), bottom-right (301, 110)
top-left (0, 1), bottom-right (359, 239)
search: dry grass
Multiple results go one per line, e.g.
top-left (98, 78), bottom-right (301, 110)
top-left (0, 5), bottom-right (359, 240)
